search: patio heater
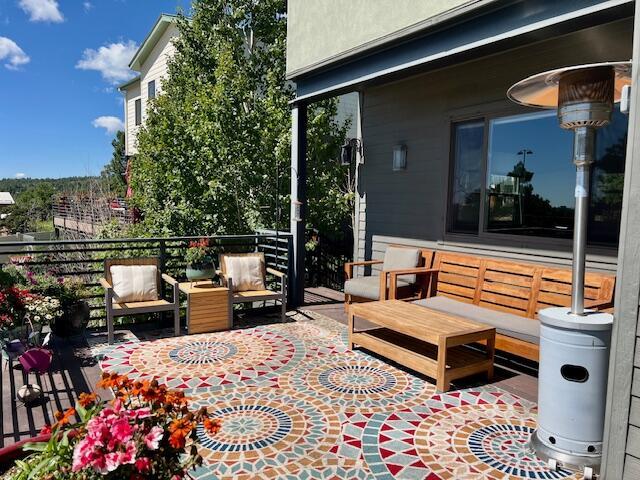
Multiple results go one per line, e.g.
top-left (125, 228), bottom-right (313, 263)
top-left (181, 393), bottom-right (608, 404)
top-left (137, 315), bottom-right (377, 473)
top-left (507, 62), bottom-right (631, 479)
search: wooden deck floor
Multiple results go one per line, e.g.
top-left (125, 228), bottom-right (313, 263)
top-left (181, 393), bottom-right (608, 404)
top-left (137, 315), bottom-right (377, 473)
top-left (1, 287), bottom-right (537, 447)
top-left (1, 336), bottom-right (104, 448)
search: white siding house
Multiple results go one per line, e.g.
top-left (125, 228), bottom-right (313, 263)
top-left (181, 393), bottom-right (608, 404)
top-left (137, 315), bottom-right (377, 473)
top-left (119, 14), bottom-right (179, 157)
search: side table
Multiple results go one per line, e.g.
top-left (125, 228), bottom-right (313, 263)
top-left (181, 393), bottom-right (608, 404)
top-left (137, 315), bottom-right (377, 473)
top-left (178, 282), bottom-right (231, 334)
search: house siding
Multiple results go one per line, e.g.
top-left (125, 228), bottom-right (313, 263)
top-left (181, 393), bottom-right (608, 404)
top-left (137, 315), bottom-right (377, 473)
top-left (139, 23), bottom-right (179, 124)
top-left (124, 82), bottom-right (141, 156)
top-left (355, 18), bottom-right (632, 274)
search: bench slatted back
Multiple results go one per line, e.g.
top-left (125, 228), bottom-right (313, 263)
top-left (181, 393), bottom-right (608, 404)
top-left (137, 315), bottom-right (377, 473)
top-left (534, 268), bottom-right (615, 315)
top-left (433, 252), bottom-right (615, 318)
top-left (478, 259), bottom-right (538, 317)
top-left (432, 253), bottom-right (482, 304)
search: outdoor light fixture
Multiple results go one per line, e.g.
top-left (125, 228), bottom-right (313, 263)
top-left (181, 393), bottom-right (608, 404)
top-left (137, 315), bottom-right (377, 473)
top-left (392, 144), bottom-right (407, 171)
top-left (508, 61), bottom-right (631, 479)
top-left (340, 138), bottom-right (362, 166)
top-left (291, 199), bottom-right (303, 222)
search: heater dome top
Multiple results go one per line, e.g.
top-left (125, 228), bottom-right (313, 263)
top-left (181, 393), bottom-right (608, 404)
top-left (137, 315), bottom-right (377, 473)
top-left (507, 61), bottom-right (631, 109)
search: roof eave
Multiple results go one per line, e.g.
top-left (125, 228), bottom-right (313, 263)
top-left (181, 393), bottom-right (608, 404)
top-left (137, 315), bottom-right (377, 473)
top-left (129, 13), bottom-right (179, 72)
top-left (118, 75), bottom-right (141, 91)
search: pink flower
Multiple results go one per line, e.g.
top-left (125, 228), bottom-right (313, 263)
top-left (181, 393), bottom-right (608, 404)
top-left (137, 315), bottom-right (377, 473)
top-left (111, 417), bottom-right (134, 444)
top-left (135, 457), bottom-right (151, 472)
top-left (144, 426), bottom-right (164, 450)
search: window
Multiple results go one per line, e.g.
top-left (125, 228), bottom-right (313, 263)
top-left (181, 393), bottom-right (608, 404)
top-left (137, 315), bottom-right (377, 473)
top-left (148, 80), bottom-right (156, 100)
top-left (448, 108), bottom-right (627, 246)
top-left (448, 121), bottom-right (484, 233)
top-left (134, 98), bottom-right (141, 126)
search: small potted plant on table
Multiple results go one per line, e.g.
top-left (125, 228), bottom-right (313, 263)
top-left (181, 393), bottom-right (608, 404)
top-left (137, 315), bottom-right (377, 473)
top-left (185, 238), bottom-right (216, 282)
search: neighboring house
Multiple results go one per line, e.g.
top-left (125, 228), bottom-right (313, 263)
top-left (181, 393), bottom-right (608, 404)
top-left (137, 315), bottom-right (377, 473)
top-left (0, 192), bottom-right (14, 207)
top-left (285, 0), bottom-right (639, 478)
top-left (119, 14), bottom-right (180, 157)
top-left (119, 13), bottom-right (357, 158)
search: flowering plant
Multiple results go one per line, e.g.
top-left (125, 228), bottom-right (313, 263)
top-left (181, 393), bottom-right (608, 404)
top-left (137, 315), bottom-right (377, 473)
top-left (185, 238), bottom-right (213, 266)
top-left (0, 286), bottom-right (31, 331)
top-left (24, 296), bottom-right (64, 326)
top-left (7, 373), bottom-right (220, 480)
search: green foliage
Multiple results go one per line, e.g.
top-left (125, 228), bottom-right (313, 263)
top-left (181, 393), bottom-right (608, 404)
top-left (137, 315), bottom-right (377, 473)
top-left (0, 177), bottom-right (98, 234)
top-left (100, 131), bottom-right (128, 197)
top-left (131, 0), bottom-right (350, 239)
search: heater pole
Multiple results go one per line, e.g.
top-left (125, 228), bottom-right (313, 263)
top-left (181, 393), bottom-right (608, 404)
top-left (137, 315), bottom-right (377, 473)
top-left (571, 125), bottom-right (596, 315)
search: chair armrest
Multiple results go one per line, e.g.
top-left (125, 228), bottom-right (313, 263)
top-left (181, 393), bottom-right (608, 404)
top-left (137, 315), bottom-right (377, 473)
top-left (345, 260), bottom-right (383, 280)
top-left (266, 267), bottom-right (286, 278)
top-left (585, 299), bottom-right (614, 310)
top-left (387, 268), bottom-right (439, 300)
top-left (161, 273), bottom-right (178, 286)
top-left (99, 278), bottom-right (112, 290)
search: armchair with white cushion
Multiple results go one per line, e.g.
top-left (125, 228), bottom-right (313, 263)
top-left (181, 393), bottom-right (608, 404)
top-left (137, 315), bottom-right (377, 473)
top-left (100, 257), bottom-right (180, 344)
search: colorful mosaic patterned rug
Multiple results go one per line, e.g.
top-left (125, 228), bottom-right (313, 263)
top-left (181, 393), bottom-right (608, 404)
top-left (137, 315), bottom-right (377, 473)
top-left (98, 311), bottom-right (580, 480)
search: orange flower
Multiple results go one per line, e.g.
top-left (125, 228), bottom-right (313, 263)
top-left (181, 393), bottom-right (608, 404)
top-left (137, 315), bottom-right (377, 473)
top-left (78, 392), bottom-right (98, 407)
top-left (169, 430), bottom-right (186, 450)
top-left (203, 418), bottom-right (221, 435)
top-left (53, 407), bottom-right (76, 428)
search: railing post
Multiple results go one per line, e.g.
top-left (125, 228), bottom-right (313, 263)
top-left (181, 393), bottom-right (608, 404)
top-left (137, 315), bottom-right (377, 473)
top-left (158, 239), bottom-right (167, 323)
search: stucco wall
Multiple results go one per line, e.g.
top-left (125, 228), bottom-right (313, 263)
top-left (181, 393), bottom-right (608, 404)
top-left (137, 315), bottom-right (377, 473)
top-left (286, 0), bottom-right (482, 77)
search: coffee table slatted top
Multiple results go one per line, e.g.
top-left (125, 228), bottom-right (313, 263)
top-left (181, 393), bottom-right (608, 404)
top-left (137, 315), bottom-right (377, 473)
top-left (350, 300), bottom-right (494, 344)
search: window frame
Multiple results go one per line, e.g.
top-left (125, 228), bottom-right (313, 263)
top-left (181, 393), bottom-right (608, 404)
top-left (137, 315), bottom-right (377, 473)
top-left (134, 98), bottom-right (142, 126)
top-left (148, 80), bottom-right (156, 100)
top-left (444, 107), bottom-right (621, 252)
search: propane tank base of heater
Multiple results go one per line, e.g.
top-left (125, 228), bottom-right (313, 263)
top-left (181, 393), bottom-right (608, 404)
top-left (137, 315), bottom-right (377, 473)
top-left (530, 430), bottom-right (600, 479)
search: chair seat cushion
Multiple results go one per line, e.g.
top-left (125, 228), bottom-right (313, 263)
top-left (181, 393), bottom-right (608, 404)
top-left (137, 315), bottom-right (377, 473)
top-left (345, 276), bottom-right (412, 300)
top-left (413, 296), bottom-right (540, 344)
top-left (383, 246), bottom-right (421, 283)
top-left (110, 265), bottom-right (159, 303)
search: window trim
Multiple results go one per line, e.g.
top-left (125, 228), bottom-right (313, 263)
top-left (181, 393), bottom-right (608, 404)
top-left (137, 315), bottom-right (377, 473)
top-left (134, 98), bottom-right (142, 126)
top-left (148, 80), bottom-right (156, 100)
top-left (445, 107), bottom-right (621, 251)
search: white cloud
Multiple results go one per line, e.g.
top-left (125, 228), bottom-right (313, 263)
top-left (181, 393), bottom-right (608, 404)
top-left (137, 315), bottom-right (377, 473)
top-left (18, 0), bottom-right (64, 23)
top-left (15, 173), bottom-right (26, 179)
top-left (92, 116), bottom-right (124, 134)
top-left (0, 37), bottom-right (30, 70)
top-left (76, 41), bottom-right (138, 84)
top-left (83, 1), bottom-right (92, 12)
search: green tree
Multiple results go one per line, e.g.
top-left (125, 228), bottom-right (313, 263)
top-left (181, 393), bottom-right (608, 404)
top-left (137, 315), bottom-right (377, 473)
top-left (1, 182), bottom-right (55, 233)
top-left (101, 131), bottom-right (128, 197)
top-left (130, 0), bottom-right (349, 239)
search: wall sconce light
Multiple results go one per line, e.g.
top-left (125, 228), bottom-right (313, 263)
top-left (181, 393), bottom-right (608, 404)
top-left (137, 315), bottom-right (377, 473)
top-left (392, 144), bottom-right (407, 171)
top-left (291, 199), bottom-right (303, 222)
top-left (340, 138), bottom-right (362, 166)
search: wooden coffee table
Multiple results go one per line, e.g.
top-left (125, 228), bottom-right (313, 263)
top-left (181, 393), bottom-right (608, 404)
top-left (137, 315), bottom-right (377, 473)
top-left (348, 300), bottom-right (495, 392)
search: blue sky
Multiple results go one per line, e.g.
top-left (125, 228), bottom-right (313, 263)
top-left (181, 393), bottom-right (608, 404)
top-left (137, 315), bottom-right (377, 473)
top-left (0, 0), bottom-right (189, 179)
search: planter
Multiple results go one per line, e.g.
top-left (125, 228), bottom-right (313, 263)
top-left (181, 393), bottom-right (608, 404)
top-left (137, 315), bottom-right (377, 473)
top-left (52, 301), bottom-right (90, 337)
top-left (0, 433), bottom-right (51, 473)
top-left (186, 262), bottom-right (215, 282)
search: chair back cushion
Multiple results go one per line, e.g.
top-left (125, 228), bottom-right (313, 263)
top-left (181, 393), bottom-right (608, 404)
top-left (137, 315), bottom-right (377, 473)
top-left (382, 246), bottom-right (421, 283)
top-left (110, 265), bottom-right (159, 303)
top-left (221, 253), bottom-right (266, 292)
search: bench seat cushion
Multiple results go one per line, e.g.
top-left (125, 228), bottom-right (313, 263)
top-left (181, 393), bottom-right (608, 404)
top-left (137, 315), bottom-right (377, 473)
top-left (345, 276), bottom-right (412, 300)
top-left (413, 296), bottom-right (539, 344)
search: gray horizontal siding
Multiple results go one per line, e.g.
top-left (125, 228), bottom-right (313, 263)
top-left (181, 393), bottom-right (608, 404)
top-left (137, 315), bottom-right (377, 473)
top-left (356, 18), bottom-right (631, 273)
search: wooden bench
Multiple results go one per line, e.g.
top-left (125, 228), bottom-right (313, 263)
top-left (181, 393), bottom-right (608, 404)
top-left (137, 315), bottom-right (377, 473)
top-left (388, 252), bottom-right (615, 362)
